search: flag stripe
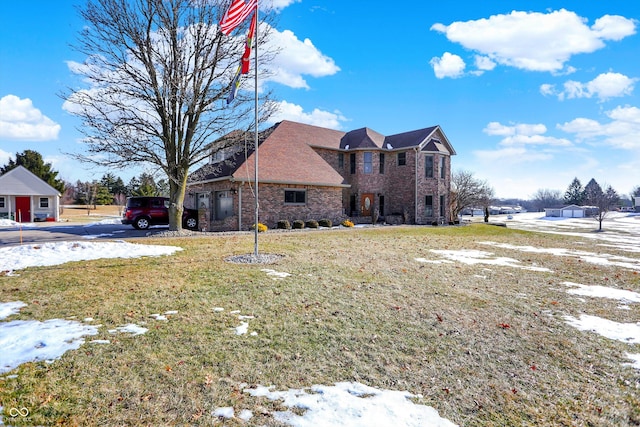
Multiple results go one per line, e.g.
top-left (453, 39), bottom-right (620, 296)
top-left (219, 0), bottom-right (258, 35)
top-left (241, 12), bottom-right (257, 74)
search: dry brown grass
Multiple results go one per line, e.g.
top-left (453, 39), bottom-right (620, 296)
top-left (1, 224), bottom-right (639, 426)
top-left (59, 205), bottom-right (122, 223)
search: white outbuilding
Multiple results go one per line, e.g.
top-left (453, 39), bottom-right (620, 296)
top-left (0, 165), bottom-right (61, 222)
top-left (544, 204), bottom-right (586, 218)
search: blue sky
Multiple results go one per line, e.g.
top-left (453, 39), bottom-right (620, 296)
top-left (1, 1), bottom-right (638, 199)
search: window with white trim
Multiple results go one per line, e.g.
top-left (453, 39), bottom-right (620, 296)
top-left (39, 197), bottom-right (49, 208)
top-left (0, 197), bottom-right (4, 208)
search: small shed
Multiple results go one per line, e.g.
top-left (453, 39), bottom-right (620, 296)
top-left (0, 165), bottom-right (61, 222)
top-left (544, 204), bottom-right (585, 218)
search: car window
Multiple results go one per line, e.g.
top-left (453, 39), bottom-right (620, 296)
top-left (151, 199), bottom-right (164, 208)
top-left (164, 200), bottom-right (170, 209)
top-left (127, 199), bottom-right (144, 208)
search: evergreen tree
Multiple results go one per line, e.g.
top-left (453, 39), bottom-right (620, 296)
top-left (583, 178), bottom-right (603, 206)
top-left (563, 177), bottom-right (584, 205)
top-left (100, 173), bottom-right (127, 196)
top-left (135, 173), bottom-right (158, 196)
top-left (95, 184), bottom-right (114, 205)
top-left (1, 150), bottom-right (66, 193)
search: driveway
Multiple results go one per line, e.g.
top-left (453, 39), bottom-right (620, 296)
top-left (0, 222), bottom-right (171, 247)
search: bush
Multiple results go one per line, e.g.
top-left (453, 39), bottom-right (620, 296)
top-left (250, 223), bottom-right (268, 232)
top-left (305, 219), bottom-right (319, 229)
top-left (292, 220), bottom-right (305, 229)
top-left (277, 220), bottom-right (291, 230)
top-left (318, 219), bottom-right (332, 228)
top-left (341, 219), bottom-right (354, 227)
top-left (431, 221), bottom-right (438, 226)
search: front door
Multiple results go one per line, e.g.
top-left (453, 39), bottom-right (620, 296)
top-left (361, 193), bottom-right (374, 217)
top-left (15, 196), bottom-right (31, 222)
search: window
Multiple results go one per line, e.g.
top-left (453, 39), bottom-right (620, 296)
top-left (350, 153), bottom-right (356, 174)
top-left (39, 198), bottom-right (49, 208)
top-left (439, 156), bottom-right (446, 178)
top-left (363, 152), bottom-right (372, 174)
top-left (0, 197), bottom-right (4, 208)
top-left (284, 190), bottom-right (306, 205)
top-left (379, 153), bottom-right (385, 174)
top-left (397, 152), bottom-right (406, 166)
top-left (440, 195), bottom-right (446, 217)
top-left (425, 155), bottom-right (434, 178)
top-left (338, 153), bottom-right (344, 169)
top-left (425, 195), bottom-right (433, 217)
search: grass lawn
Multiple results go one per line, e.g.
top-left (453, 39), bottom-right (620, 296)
top-left (1, 224), bottom-right (639, 426)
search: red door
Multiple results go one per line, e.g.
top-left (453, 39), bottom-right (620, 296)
top-left (15, 197), bottom-right (31, 222)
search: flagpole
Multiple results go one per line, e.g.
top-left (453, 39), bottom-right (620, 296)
top-left (253, 4), bottom-right (259, 257)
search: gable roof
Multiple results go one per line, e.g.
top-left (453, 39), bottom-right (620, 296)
top-left (189, 121), bottom-right (348, 187)
top-left (0, 165), bottom-right (61, 196)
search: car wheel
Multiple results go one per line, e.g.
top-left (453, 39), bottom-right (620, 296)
top-left (134, 217), bottom-right (150, 230)
top-left (185, 217), bottom-right (198, 230)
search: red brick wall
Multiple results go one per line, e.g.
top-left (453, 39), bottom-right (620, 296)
top-left (186, 179), bottom-right (344, 231)
top-left (311, 147), bottom-right (452, 223)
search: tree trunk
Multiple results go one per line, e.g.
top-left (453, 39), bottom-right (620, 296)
top-left (168, 169), bottom-right (188, 231)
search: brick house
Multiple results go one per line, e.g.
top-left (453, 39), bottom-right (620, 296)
top-left (186, 120), bottom-right (455, 231)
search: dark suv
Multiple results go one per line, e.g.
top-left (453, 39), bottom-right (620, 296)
top-left (122, 196), bottom-right (198, 230)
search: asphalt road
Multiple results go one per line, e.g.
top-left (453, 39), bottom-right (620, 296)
top-left (0, 222), bottom-right (168, 247)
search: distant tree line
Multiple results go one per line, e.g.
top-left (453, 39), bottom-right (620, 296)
top-left (68, 172), bottom-right (169, 207)
top-left (528, 177), bottom-right (638, 212)
top-left (1, 150), bottom-right (167, 208)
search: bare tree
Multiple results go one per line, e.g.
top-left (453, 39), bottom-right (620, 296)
top-left (63, 0), bottom-right (275, 230)
top-left (531, 188), bottom-right (562, 212)
top-left (591, 184), bottom-right (619, 231)
top-left (450, 170), bottom-right (495, 220)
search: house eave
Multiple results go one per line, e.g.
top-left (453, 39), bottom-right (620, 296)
top-left (232, 177), bottom-right (351, 188)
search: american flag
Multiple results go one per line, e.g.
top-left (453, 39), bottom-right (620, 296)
top-left (219, 0), bottom-right (258, 36)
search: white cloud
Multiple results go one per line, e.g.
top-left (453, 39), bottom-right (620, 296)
top-left (266, 0), bottom-right (300, 11)
top-left (264, 27), bottom-right (340, 89)
top-left (429, 52), bottom-right (465, 79)
top-left (558, 105), bottom-right (640, 149)
top-left (0, 95), bottom-right (61, 141)
top-left (539, 84), bottom-right (556, 97)
top-left (483, 121), bottom-right (571, 146)
top-left (474, 55), bottom-right (496, 71)
top-left (0, 148), bottom-right (11, 165)
top-left (267, 100), bottom-right (348, 129)
top-left (473, 147), bottom-right (553, 163)
top-left (542, 72), bottom-right (637, 101)
top-left (431, 9), bottom-right (637, 73)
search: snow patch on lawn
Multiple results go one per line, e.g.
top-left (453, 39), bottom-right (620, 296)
top-left (564, 314), bottom-right (640, 344)
top-left (0, 302), bottom-right (99, 374)
top-left (0, 241), bottom-right (182, 273)
top-left (244, 382), bottom-right (458, 427)
top-left (424, 249), bottom-right (551, 272)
